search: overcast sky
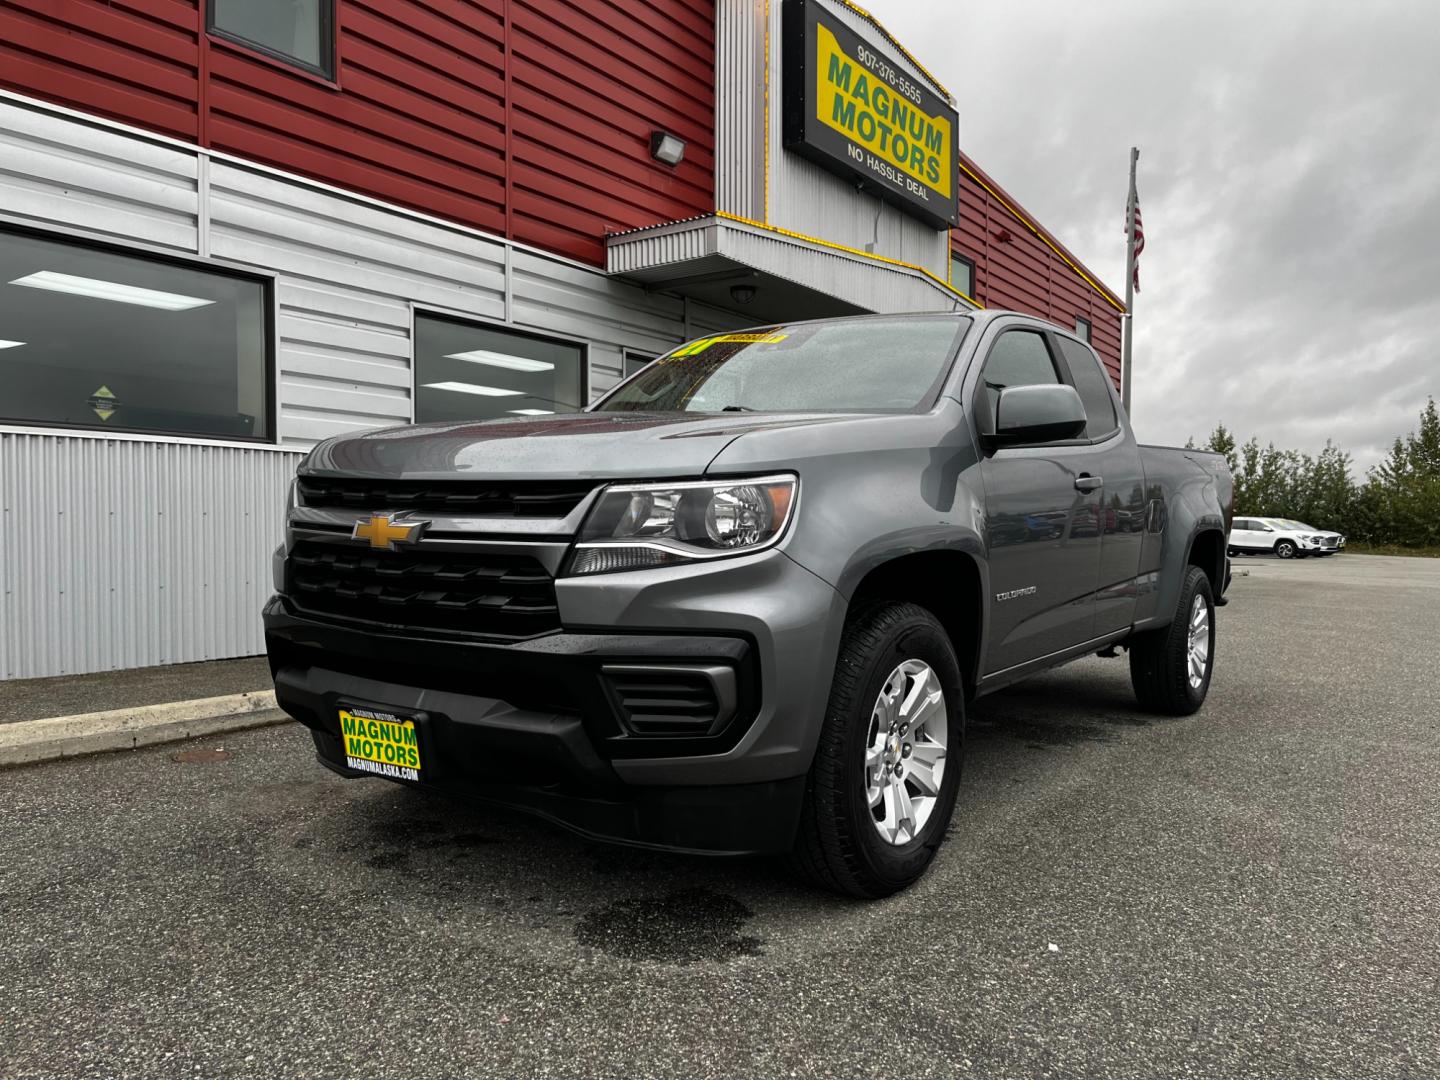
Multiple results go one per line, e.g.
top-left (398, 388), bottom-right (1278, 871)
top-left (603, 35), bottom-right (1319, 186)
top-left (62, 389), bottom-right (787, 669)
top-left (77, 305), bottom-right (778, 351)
top-left (869, 0), bottom-right (1440, 471)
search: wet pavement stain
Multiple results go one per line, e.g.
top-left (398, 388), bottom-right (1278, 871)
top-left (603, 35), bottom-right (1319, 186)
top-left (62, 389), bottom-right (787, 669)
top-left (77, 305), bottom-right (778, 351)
top-left (171, 748), bottom-right (232, 764)
top-left (575, 888), bottom-right (763, 963)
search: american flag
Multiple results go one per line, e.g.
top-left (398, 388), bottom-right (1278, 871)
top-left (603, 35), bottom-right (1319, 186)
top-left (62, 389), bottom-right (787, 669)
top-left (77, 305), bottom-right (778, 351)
top-left (1129, 193), bottom-right (1145, 292)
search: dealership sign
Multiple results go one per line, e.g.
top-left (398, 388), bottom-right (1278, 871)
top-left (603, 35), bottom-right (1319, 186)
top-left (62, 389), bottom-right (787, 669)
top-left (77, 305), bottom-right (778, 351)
top-left (782, 0), bottom-right (959, 228)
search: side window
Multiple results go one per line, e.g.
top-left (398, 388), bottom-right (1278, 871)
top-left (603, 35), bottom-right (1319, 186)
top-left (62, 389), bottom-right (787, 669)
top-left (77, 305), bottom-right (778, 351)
top-left (623, 351), bottom-right (655, 378)
top-left (950, 253), bottom-right (976, 298)
top-left (0, 227), bottom-right (272, 440)
top-left (209, 0), bottom-right (336, 80)
top-left (977, 330), bottom-right (1059, 434)
top-left (414, 314), bottom-right (585, 422)
top-left (1057, 337), bottom-right (1118, 440)
top-left (1074, 316), bottom-right (1092, 342)
top-left (1233, 519), bottom-right (1253, 531)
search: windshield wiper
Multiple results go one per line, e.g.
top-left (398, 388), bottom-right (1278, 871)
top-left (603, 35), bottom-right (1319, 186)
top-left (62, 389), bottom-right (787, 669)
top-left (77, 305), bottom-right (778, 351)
top-left (720, 405), bottom-right (758, 412)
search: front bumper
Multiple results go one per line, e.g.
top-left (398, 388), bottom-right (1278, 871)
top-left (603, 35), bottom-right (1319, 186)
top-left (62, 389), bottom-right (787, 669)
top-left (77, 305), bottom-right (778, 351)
top-left (263, 548), bottom-right (846, 854)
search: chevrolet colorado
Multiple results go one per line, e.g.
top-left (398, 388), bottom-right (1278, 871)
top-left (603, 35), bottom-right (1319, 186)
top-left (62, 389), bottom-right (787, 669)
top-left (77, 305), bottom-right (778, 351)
top-left (264, 310), bottom-right (1233, 897)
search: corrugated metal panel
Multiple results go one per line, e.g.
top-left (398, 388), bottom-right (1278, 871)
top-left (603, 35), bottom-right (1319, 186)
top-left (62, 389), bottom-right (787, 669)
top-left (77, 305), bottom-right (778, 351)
top-left (0, 99), bottom-right (199, 251)
top-left (609, 217), bottom-right (967, 316)
top-left (715, 0), bottom-right (766, 219)
top-left (758, 0), bottom-right (951, 279)
top-left (0, 433), bottom-right (301, 679)
top-left (0, 0), bottom-right (201, 141)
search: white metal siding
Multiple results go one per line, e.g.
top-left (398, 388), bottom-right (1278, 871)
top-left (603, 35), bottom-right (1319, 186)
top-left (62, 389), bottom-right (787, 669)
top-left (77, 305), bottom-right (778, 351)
top-left (715, 0), bottom-right (766, 219)
top-left (0, 100), bottom-right (199, 252)
top-left (0, 97), bottom-right (753, 677)
top-left (0, 433), bottom-right (300, 680)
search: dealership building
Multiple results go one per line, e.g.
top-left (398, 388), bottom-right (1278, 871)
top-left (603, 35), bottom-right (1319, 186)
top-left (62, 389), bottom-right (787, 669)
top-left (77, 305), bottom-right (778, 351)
top-left (0, 0), bottom-right (1125, 679)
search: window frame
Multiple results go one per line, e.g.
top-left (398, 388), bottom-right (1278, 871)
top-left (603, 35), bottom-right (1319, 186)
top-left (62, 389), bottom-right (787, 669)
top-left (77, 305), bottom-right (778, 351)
top-left (409, 304), bottom-right (591, 424)
top-left (950, 252), bottom-right (976, 299)
top-left (1055, 334), bottom-right (1119, 441)
top-left (206, 0), bottom-right (338, 82)
top-left (0, 220), bottom-right (279, 446)
top-left (973, 327), bottom-right (1063, 438)
top-left (1074, 315), bottom-right (1092, 342)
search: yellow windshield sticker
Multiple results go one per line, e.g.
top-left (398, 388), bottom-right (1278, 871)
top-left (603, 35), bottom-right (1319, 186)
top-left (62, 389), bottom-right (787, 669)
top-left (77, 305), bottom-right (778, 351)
top-left (670, 333), bottom-right (789, 357)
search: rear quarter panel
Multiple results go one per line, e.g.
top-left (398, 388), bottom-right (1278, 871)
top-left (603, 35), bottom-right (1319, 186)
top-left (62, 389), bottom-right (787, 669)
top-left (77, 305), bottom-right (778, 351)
top-left (1134, 446), bottom-right (1233, 629)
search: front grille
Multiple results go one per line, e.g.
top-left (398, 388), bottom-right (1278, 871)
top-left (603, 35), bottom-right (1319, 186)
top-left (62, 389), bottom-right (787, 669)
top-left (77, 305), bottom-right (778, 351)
top-left (600, 665), bottom-right (735, 737)
top-left (286, 539), bottom-right (559, 639)
top-left (297, 477), bottom-right (594, 517)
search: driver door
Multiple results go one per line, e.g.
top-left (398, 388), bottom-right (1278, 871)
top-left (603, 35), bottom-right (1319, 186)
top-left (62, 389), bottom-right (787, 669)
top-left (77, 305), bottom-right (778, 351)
top-left (975, 329), bottom-right (1105, 674)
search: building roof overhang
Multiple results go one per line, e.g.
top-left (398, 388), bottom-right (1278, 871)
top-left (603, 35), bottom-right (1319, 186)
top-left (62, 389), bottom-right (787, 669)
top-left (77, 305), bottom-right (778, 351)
top-left (606, 212), bottom-right (978, 324)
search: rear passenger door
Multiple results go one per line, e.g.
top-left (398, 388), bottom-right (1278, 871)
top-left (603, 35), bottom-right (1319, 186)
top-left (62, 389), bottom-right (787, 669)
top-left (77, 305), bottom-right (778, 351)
top-left (975, 328), bottom-right (1105, 674)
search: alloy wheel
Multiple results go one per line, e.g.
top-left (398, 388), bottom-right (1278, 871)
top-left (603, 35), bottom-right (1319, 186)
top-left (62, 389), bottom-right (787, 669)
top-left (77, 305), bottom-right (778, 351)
top-left (865, 659), bottom-right (948, 845)
top-left (1187, 592), bottom-right (1211, 690)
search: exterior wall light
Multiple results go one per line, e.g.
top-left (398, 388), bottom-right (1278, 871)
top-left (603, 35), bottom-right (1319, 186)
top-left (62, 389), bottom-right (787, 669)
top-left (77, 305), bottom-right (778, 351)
top-left (729, 284), bottom-right (757, 305)
top-left (650, 130), bottom-right (686, 166)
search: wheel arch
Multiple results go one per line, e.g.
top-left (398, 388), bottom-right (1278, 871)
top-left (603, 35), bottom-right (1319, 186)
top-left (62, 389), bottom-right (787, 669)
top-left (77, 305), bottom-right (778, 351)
top-left (846, 549), bottom-right (985, 700)
top-left (1185, 528), bottom-right (1227, 596)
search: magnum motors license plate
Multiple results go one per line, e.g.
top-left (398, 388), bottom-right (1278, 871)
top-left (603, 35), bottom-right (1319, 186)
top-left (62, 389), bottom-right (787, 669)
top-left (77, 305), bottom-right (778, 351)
top-left (338, 706), bottom-right (422, 781)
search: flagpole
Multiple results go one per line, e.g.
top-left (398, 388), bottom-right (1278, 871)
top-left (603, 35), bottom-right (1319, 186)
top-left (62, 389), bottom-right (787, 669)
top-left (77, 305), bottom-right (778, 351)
top-left (1122, 146), bottom-right (1138, 416)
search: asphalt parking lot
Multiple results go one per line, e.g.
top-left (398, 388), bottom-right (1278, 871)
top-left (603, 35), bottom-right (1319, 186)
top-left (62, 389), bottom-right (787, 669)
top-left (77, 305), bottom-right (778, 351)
top-left (3, 554), bottom-right (1438, 1079)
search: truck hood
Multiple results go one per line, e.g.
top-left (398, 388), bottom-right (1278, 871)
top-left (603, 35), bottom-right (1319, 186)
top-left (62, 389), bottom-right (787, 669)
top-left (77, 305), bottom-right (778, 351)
top-left (300, 411), bottom-right (868, 481)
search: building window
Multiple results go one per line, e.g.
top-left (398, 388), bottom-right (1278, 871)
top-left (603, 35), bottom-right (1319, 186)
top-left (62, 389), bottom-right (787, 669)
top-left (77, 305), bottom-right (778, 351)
top-left (950, 253), bottom-right (975, 298)
top-left (624, 352), bottom-right (655, 378)
top-left (208, 0), bottom-right (336, 80)
top-left (414, 314), bottom-right (585, 424)
top-left (1075, 316), bottom-right (1092, 342)
top-left (0, 229), bottom-right (271, 440)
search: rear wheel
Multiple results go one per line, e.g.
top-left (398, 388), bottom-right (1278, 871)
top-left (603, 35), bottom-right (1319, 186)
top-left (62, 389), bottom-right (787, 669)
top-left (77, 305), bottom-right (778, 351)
top-left (1129, 565), bottom-right (1215, 715)
top-left (791, 602), bottom-right (964, 898)
top-left (1275, 539), bottom-right (1297, 559)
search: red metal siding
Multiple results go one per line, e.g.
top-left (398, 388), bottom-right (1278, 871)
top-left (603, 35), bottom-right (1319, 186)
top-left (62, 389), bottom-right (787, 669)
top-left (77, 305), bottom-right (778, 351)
top-left (0, 0), bottom-right (715, 266)
top-left (954, 152), bottom-right (1126, 387)
top-left (0, 0), bottom-right (201, 141)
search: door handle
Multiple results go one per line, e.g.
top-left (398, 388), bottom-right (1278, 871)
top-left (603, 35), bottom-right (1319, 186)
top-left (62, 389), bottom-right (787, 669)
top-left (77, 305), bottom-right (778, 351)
top-left (1074, 474), bottom-right (1103, 493)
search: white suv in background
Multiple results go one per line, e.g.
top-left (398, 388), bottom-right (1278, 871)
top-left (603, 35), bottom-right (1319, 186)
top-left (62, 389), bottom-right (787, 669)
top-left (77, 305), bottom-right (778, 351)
top-left (1228, 517), bottom-right (1346, 559)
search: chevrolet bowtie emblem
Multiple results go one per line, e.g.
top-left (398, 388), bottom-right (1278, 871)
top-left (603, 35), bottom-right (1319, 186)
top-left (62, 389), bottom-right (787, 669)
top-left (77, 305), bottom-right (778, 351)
top-left (352, 513), bottom-right (428, 551)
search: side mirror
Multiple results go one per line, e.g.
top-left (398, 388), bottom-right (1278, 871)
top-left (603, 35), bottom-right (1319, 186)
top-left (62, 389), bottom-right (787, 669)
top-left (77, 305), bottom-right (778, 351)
top-left (988, 384), bottom-right (1088, 445)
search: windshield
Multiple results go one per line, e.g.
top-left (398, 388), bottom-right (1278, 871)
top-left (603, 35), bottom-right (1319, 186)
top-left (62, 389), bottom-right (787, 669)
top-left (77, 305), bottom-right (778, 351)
top-left (594, 316), bottom-right (967, 414)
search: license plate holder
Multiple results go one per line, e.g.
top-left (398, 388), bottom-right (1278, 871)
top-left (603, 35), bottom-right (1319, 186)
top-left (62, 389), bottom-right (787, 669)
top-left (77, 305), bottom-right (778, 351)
top-left (337, 704), bottom-right (424, 781)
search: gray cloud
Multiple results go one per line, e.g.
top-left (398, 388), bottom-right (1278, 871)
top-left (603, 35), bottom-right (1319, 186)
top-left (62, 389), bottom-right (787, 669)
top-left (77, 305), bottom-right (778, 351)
top-left (870, 0), bottom-right (1440, 471)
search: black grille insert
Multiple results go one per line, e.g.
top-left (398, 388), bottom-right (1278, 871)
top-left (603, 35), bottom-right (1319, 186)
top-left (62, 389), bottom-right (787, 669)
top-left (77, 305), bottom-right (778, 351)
top-left (286, 539), bottom-right (559, 639)
top-left (601, 664), bottom-right (737, 737)
top-left (297, 477), bottom-right (594, 517)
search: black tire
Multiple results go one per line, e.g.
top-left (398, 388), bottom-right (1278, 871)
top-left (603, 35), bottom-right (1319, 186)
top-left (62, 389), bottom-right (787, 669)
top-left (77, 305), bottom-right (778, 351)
top-left (1275, 539), bottom-right (1297, 559)
top-left (1129, 565), bottom-right (1215, 716)
top-left (790, 602), bottom-right (965, 899)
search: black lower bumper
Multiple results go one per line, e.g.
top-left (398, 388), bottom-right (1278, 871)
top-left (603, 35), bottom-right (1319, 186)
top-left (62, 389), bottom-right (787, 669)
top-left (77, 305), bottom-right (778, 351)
top-left (264, 598), bottom-right (805, 855)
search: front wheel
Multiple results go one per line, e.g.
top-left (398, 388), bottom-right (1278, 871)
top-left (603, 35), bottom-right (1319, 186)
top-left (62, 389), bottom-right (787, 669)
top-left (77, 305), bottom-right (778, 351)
top-left (791, 602), bottom-right (965, 898)
top-left (1129, 565), bottom-right (1215, 715)
top-left (1275, 540), bottom-right (1297, 559)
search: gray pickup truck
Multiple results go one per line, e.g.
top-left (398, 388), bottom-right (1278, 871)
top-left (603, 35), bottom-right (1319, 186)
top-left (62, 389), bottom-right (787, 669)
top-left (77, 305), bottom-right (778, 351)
top-left (264, 310), bottom-right (1232, 896)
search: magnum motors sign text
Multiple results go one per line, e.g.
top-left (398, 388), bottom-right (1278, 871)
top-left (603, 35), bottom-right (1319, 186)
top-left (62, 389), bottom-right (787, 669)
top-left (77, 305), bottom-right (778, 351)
top-left (782, 0), bottom-right (959, 228)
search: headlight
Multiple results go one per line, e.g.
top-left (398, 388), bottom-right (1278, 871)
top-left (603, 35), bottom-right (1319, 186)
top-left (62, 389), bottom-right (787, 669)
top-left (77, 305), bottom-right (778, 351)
top-left (566, 475), bottom-right (797, 575)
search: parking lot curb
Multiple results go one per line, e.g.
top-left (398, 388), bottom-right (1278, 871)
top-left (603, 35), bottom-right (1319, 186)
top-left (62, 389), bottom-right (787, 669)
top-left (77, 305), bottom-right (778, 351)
top-left (0, 691), bottom-right (290, 768)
